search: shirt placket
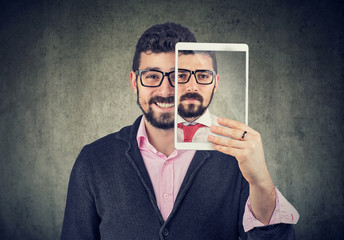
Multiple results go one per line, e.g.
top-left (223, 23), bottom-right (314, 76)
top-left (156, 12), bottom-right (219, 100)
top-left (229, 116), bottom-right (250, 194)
top-left (159, 155), bottom-right (175, 221)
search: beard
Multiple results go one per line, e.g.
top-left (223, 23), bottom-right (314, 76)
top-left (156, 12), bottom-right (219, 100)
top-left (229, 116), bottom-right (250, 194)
top-left (178, 88), bottom-right (215, 120)
top-left (136, 88), bottom-right (174, 130)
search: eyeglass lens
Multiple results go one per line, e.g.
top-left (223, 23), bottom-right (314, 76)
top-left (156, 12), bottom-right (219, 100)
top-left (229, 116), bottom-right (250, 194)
top-left (177, 70), bottom-right (214, 84)
top-left (141, 71), bottom-right (174, 86)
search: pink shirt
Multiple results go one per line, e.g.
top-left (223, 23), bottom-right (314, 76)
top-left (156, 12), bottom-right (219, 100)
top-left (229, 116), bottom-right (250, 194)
top-left (137, 117), bottom-right (299, 231)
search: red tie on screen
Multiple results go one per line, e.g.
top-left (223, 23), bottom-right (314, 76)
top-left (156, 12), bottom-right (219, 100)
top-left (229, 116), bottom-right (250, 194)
top-left (177, 123), bottom-right (206, 142)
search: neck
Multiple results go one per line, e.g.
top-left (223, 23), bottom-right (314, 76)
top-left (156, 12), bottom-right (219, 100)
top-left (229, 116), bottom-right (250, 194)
top-left (182, 115), bottom-right (200, 123)
top-left (183, 117), bottom-right (197, 123)
top-left (144, 119), bottom-right (175, 156)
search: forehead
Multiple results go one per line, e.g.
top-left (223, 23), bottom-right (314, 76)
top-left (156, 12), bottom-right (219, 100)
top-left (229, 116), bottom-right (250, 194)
top-left (178, 53), bottom-right (213, 70)
top-left (139, 51), bottom-right (175, 70)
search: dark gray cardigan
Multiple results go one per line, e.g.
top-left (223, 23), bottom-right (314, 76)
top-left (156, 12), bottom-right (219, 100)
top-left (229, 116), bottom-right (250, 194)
top-left (61, 116), bottom-right (295, 240)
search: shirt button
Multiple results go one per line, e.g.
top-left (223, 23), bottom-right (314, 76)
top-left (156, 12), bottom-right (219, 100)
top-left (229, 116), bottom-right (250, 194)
top-left (163, 228), bottom-right (169, 236)
top-left (163, 194), bottom-right (169, 199)
top-left (164, 160), bottom-right (169, 165)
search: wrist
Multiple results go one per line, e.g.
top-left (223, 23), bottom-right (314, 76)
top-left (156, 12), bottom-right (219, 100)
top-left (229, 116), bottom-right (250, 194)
top-left (249, 178), bottom-right (276, 225)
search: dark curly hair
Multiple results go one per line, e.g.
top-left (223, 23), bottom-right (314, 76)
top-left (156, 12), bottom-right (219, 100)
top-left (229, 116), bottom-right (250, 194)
top-left (132, 22), bottom-right (217, 73)
top-left (132, 22), bottom-right (196, 71)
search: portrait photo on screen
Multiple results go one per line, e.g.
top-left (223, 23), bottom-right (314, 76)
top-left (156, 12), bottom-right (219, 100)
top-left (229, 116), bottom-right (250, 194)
top-left (174, 43), bottom-right (248, 150)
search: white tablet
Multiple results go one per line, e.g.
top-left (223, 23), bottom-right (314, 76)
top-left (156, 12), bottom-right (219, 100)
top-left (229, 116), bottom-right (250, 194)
top-left (174, 42), bottom-right (249, 150)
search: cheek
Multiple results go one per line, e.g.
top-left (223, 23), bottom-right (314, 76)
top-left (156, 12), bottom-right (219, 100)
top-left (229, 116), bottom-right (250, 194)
top-left (200, 88), bottom-right (212, 102)
top-left (177, 85), bottom-right (186, 95)
top-left (139, 89), bottom-right (157, 105)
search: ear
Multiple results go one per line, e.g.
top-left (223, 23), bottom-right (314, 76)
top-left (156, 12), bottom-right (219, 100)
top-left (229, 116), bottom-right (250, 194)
top-left (130, 71), bottom-right (138, 94)
top-left (214, 74), bottom-right (219, 92)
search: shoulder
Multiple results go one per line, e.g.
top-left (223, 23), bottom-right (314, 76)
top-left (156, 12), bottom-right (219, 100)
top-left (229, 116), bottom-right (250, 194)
top-left (83, 127), bottom-right (130, 156)
top-left (74, 116), bottom-right (142, 168)
top-left (86, 116), bottom-right (142, 152)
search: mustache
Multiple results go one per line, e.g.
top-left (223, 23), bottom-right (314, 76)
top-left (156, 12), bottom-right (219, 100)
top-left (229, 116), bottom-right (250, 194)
top-left (149, 96), bottom-right (174, 105)
top-left (179, 92), bottom-right (203, 102)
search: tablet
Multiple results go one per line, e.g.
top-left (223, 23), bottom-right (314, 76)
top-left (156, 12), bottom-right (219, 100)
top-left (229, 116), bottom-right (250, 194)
top-left (174, 42), bottom-right (249, 150)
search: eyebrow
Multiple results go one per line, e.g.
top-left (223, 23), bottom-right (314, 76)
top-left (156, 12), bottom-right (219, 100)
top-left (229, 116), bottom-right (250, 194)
top-left (143, 67), bottom-right (175, 71)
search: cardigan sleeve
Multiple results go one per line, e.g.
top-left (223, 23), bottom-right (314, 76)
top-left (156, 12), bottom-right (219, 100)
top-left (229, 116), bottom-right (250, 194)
top-left (247, 223), bottom-right (296, 240)
top-left (60, 146), bottom-right (101, 240)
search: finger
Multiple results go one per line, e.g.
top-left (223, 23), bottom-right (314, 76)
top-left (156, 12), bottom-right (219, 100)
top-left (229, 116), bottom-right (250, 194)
top-left (212, 144), bottom-right (240, 157)
top-left (240, 131), bottom-right (248, 141)
top-left (217, 118), bottom-right (258, 134)
top-left (208, 135), bottom-right (246, 149)
top-left (210, 125), bottom-right (250, 140)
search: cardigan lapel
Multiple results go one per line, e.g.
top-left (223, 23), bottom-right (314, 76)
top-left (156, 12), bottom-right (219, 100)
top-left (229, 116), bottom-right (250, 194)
top-left (164, 150), bottom-right (212, 223)
top-left (119, 116), bottom-right (164, 224)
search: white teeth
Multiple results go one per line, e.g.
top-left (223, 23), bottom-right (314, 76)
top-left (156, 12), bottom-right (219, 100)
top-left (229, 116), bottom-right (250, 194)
top-left (156, 102), bottom-right (175, 108)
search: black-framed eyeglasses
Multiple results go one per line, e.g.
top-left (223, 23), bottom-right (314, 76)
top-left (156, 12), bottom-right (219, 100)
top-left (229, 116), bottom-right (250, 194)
top-left (135, 68), bottom-right (216, 87)
top-left (135, 69), bottom-right (175, 87)
top-left (177, 69), bottom-right (216, 85)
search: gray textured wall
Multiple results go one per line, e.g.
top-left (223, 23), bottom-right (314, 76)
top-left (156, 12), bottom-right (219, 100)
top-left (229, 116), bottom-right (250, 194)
top-left (1, 0), bottom-right (343, 239)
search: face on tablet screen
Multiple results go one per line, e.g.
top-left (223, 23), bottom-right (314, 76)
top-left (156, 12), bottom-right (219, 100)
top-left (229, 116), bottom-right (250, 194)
top-left (177, 53), bottom-right (219, 123)
top-left (175, 44), bottom-right (248, 150)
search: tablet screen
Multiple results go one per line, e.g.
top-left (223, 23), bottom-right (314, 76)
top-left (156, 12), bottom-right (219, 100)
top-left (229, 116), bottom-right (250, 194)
top-left (174, 43), bottom-right (249, 150)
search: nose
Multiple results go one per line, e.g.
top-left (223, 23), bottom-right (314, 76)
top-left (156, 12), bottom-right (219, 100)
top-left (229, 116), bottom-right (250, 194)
top-left (158, 75), bottom-right (174, 96)
top-left (185, 73), bottom-right (198, 92)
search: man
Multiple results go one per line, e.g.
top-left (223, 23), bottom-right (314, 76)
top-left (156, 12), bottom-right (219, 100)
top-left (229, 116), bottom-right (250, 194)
top-left (61, 22), bottom-right (299, 240)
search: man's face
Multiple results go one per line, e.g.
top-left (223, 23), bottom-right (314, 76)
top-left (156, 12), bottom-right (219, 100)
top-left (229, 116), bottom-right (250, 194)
top-left (177, 53), bottom-right (219, 122)
top-left (130, 52), bottom-right (175, 129)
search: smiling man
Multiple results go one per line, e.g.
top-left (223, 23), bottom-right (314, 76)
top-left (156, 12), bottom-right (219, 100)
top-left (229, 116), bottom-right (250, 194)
top-left (61, 22), bottom-right (299, 240)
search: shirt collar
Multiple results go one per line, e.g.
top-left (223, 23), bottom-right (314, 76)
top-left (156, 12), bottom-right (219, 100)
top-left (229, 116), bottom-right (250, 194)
top-left (137, 116), bottom-right (156, 152)
top-left (177, 109), bottom-right (212, 127)
top-left (136, 116), bottom-right (183, 157)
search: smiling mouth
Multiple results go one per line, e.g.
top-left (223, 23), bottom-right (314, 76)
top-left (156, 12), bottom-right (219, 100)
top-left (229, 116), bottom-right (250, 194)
top-left (155, 102), bottom-right (175, 108)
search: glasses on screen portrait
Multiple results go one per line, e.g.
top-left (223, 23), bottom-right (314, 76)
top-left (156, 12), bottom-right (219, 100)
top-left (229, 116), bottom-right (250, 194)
top-left (135, 69), bottom-right (216, 87)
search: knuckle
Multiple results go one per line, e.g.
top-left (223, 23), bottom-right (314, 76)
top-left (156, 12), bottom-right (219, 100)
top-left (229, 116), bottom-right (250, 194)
top-left (236, 129), bottom-right (242, 137)
top-left (256, 133), bottom-right (262, 141)
top-left (257, 136), bottom-right (262, 143)
top-left (215, 126), bottom-right (222, 133)
top-left (226, 138), bottom-right (233, 145)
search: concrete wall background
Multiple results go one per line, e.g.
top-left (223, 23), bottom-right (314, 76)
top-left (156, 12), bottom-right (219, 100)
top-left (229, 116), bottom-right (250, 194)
top-left (1, 0), bottom-right (343, 239)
